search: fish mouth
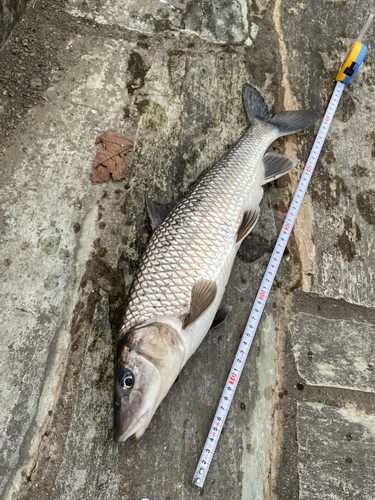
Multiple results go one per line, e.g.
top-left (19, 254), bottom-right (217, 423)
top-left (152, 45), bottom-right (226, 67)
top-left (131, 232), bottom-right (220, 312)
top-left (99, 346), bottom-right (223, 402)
top-left (114, 410), bottom-right (150, 443)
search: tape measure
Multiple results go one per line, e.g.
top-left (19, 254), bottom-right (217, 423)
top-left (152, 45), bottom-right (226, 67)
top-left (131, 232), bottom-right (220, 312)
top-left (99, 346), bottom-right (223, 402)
top-left (192, 14), bottom-right (373, 488)
top-left (337, 14), bottom-right (373, 84)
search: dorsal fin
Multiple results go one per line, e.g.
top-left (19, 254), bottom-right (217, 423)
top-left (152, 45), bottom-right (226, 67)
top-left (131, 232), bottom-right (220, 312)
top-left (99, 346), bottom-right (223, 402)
top-left (236, 207), bottom-right (260, 243)
top-left (183, 280), bottom-right (217, 329)
top-left (243, 83), bottom-right (269, 123)
top-left (145, 194), bottom-right (174, 232)
top-left (262, 153), bottom-right (297, 184)
top-left (210, 305), bottom-right (232, 330)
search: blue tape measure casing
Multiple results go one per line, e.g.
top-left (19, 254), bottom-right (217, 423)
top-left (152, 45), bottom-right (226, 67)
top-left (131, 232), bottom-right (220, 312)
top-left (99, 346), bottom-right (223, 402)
top-left (336, 42), bottom-right (367, 84)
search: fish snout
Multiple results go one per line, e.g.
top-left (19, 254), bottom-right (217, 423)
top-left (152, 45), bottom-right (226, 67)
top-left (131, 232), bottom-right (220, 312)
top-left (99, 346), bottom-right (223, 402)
top-left (113, 425), bottom-right (126, 443)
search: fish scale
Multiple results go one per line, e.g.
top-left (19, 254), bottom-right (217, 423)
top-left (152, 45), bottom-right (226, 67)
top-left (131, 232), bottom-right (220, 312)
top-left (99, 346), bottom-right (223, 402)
top-left (121, 123), bottom-right (270, 337)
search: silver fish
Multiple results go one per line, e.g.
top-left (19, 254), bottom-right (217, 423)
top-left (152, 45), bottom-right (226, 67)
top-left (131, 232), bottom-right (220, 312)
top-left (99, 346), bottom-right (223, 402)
top-left (114, 84), bottom-right (319, 442)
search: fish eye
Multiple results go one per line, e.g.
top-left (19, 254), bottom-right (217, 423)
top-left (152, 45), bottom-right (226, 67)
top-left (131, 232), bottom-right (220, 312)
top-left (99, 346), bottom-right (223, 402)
top-left (117, 369), bottom-right (134, 390)
top-left (122, 375), bottom-right (134, 388)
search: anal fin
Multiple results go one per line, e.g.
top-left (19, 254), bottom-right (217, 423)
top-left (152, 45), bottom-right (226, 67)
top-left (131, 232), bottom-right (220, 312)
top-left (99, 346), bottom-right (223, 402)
top-left (236, 207), bottom-right (260, 243)
top-left (211, 305), bottom-right (232, 330)
top-left (183, 279), bottom-right (217, 329)
top-left (145, 194), bottom-right (174, 232)
top-left (262, 153), bottom-right (297, 184)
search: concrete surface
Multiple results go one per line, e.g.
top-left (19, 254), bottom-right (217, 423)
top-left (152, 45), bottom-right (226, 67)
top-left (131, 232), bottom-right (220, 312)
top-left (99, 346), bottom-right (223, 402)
top-left (0, 0), bottom-right (374, 499)
top-left (292, 313), bottom-right (375, 392)
top-left (297, 402), bottom-right (375, 500)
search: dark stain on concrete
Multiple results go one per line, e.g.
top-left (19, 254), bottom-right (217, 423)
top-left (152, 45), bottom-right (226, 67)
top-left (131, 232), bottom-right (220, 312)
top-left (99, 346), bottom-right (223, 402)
top-left (310, 162), bottom-right (350, 212)
top-left (87, 259), bottom-right (125, 335)
top-left (153, 9), bottom-right (173, 32)
top-left (366, 128), bottom-right (375, 158)
top-left (95, 352), bottom-right (114, 391)
top-left (135, 98), bottom-right (150, 115)
top-left (334, 215), bottom-right (361, 263)
top-left (127, 52), bottom-right (149, 96)
top-left (323, 149), bottom-right (336, 165)
top-left (136, 33), bottom-right (150, 49)
top-left (351, 164), bottom-right (370, 178)
top-left (237, 233), bottom-right (276, 263)
top-left (334, 90), bottom-right (356, 123)
top-left (356, 189), bottom-right (375, 225)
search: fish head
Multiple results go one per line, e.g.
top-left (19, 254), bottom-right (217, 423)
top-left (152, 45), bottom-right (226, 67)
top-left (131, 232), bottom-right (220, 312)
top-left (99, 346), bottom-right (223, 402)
top-left (113, 320), bottom-right (184, 443)
top-left (113, 343), bottom-right (160, 443)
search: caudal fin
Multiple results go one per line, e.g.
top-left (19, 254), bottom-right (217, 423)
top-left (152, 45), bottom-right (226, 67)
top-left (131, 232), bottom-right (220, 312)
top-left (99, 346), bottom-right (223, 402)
top-left (243, 83), bottom-right (319, 135)
top-left (268, 110), bottom-right (319, 136)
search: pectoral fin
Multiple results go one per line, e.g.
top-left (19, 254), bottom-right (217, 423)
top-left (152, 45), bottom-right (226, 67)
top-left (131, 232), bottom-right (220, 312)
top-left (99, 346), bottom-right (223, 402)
top-left (236, 207), bottom-right (260, 243)
top-left (145, 194), bottom-right (174, 232)
top-left (262, 153), bottom-right (297, 184)
top-left (183, 279), bottom-right (217, 328)
top-left (211, 305), bottom-right (232, 330)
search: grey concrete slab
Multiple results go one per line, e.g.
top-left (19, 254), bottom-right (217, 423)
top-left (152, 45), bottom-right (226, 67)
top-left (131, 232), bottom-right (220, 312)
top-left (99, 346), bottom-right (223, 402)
top-left (297, 402), bottom-right (375, 500)
top-left (291, 313), bottom-right (375, 392)
top-left (0, 35), bottom-right (131, 499)
top-left (51, 291), bottom-right (118, 500)
top-left (67, 0), bottom-right (250, 44)
top-left (278, 1), bottom-right (375, 308)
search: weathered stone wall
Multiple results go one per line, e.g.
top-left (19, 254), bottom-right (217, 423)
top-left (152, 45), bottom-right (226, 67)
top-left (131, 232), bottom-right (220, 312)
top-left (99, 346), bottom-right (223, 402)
top-left (0, 0), bottom-right (28, 47)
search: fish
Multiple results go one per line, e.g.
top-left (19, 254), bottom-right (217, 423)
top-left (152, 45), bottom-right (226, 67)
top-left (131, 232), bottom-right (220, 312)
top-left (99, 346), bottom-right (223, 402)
top-left (113, 84), bottom-right (319, 442)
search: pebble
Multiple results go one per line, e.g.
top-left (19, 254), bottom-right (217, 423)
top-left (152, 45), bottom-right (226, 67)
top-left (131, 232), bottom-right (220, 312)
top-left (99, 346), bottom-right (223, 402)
top-left (30, 77), bottom-right (42, 89)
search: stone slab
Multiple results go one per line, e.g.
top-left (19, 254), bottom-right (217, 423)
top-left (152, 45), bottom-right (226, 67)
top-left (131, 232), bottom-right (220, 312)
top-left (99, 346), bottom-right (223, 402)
top-left (0, 36), bottom-right (131, 499)
top-left (1, 28), bottom-right (285, 499)
top-left (280, 1), bottom-right (375, 308)
top-left (291, 313), bottom-right (375, 392)
top-left (51, 292), bottom-right (118, 500)
top-left (67, 0), bottom-right (250, 44)
top-left (4, 0), bottom-right (375, 498)
top-left (114, 47), bottom-right (281, 500)
top-left (297, 402), bottom-right (375, 500)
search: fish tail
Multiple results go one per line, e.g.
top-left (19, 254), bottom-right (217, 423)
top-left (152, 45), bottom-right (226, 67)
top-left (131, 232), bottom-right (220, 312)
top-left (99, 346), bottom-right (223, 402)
top-left (268, 110), bottom-right (320, 136)
top-left (243, 83), bottom-right (319, 136)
